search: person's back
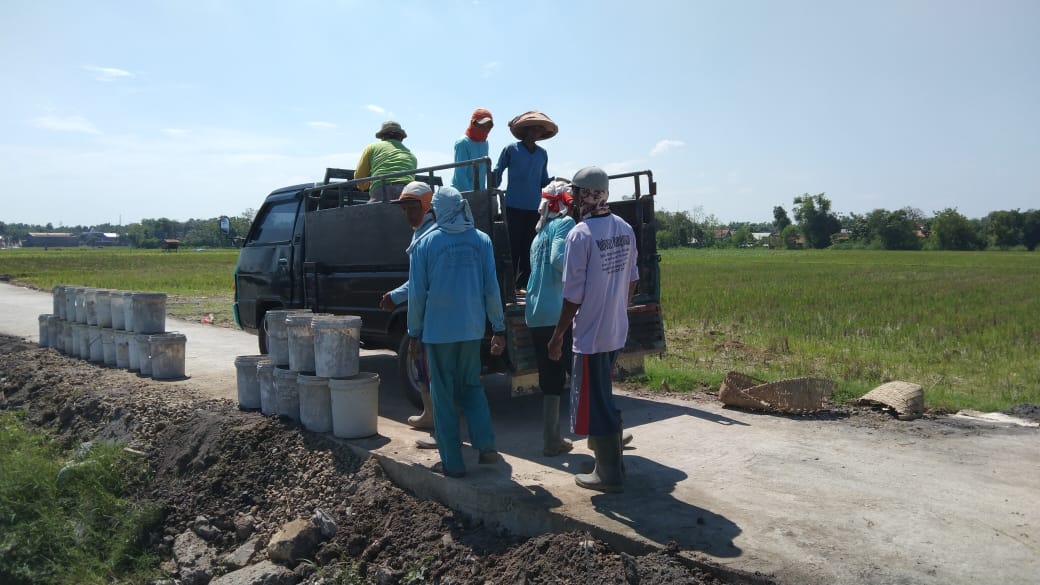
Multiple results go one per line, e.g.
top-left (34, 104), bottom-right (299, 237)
top-left (356, 121), bottom-right (417, 200)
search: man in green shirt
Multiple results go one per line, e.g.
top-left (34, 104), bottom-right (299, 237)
top-left (356, 121), bottom-right (417, 202)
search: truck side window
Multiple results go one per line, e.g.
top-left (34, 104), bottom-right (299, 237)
top-left (248, 201), bottom-right (297, 245)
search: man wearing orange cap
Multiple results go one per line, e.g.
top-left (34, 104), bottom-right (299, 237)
top-left (452, 108), bottom-right (494, 192)
top-left (382, 181), bottom-right (439, 447)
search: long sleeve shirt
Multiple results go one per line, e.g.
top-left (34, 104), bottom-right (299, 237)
top-left (407, 227), bottom-right (506, 343)
top-left (492, 142), bottom-right (549, 210)
top-left (355, 139), bottom-right (416, 191)
top-left (451, 136), bottom-right (490, 192)
top-left (525, 216), bottom-right (576, 327)
top-left (387, 212), bottom-right (437, 305)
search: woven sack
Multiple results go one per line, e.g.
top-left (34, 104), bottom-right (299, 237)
top-left (719, 371), bottom-right (834, 414)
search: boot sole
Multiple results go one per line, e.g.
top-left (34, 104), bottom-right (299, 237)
top-left (575, 477), bottom-right (623, 493)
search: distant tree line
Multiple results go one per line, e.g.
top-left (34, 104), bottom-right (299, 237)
top-left (656, 193), bottom-right (1040, 252)
top-left (0, 211), bottom-right (255, 249)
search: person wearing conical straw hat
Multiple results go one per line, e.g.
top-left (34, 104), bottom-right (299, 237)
top-left (492, 110), bottom-right (558, 293)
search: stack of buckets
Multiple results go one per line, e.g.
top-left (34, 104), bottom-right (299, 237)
top-left (235, 310), bottom-right (379, 439)
top-left (38, 285), bottom-right (186, 380)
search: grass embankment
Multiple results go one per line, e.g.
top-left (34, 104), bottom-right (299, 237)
top-left (646, 248), bottom-right (1040, 412)
top-left (2, 247), bottom-right (1037, 411)
top-left (0, 411), bottom-right (161, 585)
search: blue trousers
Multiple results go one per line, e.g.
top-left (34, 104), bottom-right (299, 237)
top-left (569, 351), bottom-right (621, 436)
top-left (426, 340), bottom-right (496, 474)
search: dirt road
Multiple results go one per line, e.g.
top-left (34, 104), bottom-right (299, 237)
top-left (2, 282), bottom-right (1039, 585)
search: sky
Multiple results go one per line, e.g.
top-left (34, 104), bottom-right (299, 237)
top-left (1, 0), bottom-right (1037, 228)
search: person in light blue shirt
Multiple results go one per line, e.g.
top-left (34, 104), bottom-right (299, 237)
top-left (525, 179), bottom-right (577, 456)
top-left (407, 187), bottom-right (507, 477)
top-left (451, 108), bottom-right (493, 192)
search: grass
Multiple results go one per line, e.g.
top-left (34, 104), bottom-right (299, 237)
top-left (0, 411), bottom-right (162, 585)
top-left (3, 246), bottom-right (1038, 411)
top-left (645, 248), bottom-right (1040, 412)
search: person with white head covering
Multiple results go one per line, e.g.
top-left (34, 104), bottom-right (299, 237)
top-left (548, 166), bottom-right (639, 493)
top-left (407, 187), bottom-right (507, 477)
top-left (525, 179), bottom-right (577, 456)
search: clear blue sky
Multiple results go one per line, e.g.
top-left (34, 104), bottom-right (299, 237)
top-left (2, 0), bottom-right (1037, 227)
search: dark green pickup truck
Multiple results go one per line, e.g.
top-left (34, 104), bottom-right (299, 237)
top-left (225, 158), bottom-right (665, 407)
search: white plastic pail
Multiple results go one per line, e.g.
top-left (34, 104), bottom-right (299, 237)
top-left (273, 366), bottom-right (300, 420)
top-left (38, 314), bottom-right (51, 348)
top-left (313, 315), bottom-right (362, 378)
top-left (52, 285), bottom-right (66, 319)
top-left (115, 331), bottom-right (131, 369)
top-left (297, 373), bottom-right (332, 433)
top-left (121, 292), bottom-right (136, 333)
top-left (286, 313), bottom-right (319, 372)
top-left (88, 325), bottom-right (104, 363)
top-left (328, 372), bottom-right (379, 439)
top-left (234, 355), bottom-right (265, 410)
top-left (257, 359), bottom-right (275, 415)
top-left (84, 289), bottom-right (99, 326)
top-left (136, 334), bottom-right (152, 375)
top-left (95, 290), bottom-right (112, 328)
top-left (149, 333), bottom-right (185, 379)
top-left (101, 328), bottom-right (116, 366)
top-left (132, 293), bottom-right (167, 334)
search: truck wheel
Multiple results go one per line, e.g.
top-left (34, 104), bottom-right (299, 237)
top-left (256, 310), bottom-right (269, 354)
top-left (397, 335), bottom-right (425, 410)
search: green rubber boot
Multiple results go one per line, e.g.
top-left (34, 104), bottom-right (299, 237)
top-left (575, 434), bottom-right (624, 493)
top-left (542, 395), bottom-right (573, 456)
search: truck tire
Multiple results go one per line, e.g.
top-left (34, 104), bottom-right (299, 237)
top-left (256, 309), bottom-right (269, 355)
top-left (397, 335), bottom-right (424, 410)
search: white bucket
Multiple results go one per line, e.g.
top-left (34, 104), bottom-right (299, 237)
top-left (136, 334), bottom-right (153, 375)
top-left (38, 314), bottom-right (52, 348)
top-left (77, 322), bottom-right (91, 358)
top-left (287, 313), bottom-right (319, 373)
top-left (84, 289), bottom-right (99, 325)
top-left (149, 333), bottom-right (186, 379)
top-left (328, 372), bottom-right (379, 439)
top-left (115, 331), bottom-right (131, 369)
top-left (132, 293), bottom-right (167, 334)
top-left (67, 286), bottom-right (82, 323)
top-left (128, 332), bottom-right (144, 371)
top-left (273, 366), bottom-right (300, 420)
top-left (101, 328), bottom-right (116, 366)
top-left (88, 325), bottom-right (105, 363)
top-left (109, 291), bottom-right (125, 330)
top-left (121, 292), bottom-right (136, 333)
top-left (95, 290), bottom-right (112, 328)
top-left (234, 355), bottom-right (265, 410)
top-left (265, 309), bottom-right (311, 367)
top-left (297, 373), bottom-right (332, 433)
top-left (47, 316), bottom-right (62, 352)
top-left (257, 360), bottom-right (276, 415)
top-left (62, 321), bottom-right (73, 355)
top-left (313, 315), bottom-right (362, 378)
top-left (52, 285), bottom-right (66, 320)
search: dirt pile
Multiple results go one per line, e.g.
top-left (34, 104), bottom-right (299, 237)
top-left (0, 335), bottom-right (750, 585)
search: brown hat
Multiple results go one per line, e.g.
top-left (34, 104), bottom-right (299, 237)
top-left (376, 120), bottom-right (406, 139)
top-left (508, 110), bottom-right (558, 141)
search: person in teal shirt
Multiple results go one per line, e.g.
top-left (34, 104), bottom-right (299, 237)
top-left (525, 179), bottom-right (576, 456)
top-left (452, 108), bottom-right (494, 192)
top-left (407, 187), bottom-right (507, 477)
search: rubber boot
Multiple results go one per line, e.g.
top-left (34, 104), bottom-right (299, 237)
top-left (575, 434), bottom-right (624, 493)
top-left (618, 410), bottom-right (633, 446)
top-left (542, 395), bottom-right (573, 456)
top-left (408, 390), bottom-right (435, 429)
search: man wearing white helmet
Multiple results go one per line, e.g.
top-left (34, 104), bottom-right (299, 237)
top-left (548, 166), bottom-right (639, 493)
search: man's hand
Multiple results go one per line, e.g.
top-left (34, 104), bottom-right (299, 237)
top-left (379, 292), bottom-right (395, 311)
top-left (547, 333), bottom-right (563, 361)
top-left (490, 333), bottom-right (505, 356)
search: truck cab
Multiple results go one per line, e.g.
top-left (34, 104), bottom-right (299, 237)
top-left (229, 158), bottom-right (664, 407)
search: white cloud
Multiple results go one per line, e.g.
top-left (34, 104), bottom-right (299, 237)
top-left (482, 61), bottom-right (501, 78)
top-left (84, 65), bottom-right (133, 81)
top-left (366, 104), bottom-right (386, 114)
top-left (650, 139), bottom-right (685, 156)
top-left (32, 115), bottom-right (102, 135)
top-left (307, 121), bottom-right (337, 129)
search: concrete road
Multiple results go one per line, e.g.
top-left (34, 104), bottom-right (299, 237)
top-left (2, 282), bottom-right (1038, 585)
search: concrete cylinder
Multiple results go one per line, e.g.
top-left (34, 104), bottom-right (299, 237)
top-left (115, 330), bottom-right (131, 369)
top-left (132, 292), bottom-right (167, 334)
top-left (257, 359), bottom-right (276, 415)
top-left (121, 292), bottom-right (136, 333)
top-left (297, 373), bottom-right (332, 433)
top-left (234, 355), bottom-right (265, 410)
top-left (149, 333), bottom-right (186, 380)
top-left (61, 320), bottom-right (73, 355)
top-left (109, 291), bottom-right (126, 330)
top-left (273, 366), bottom-right (300, 420)
top-left (95, 290), bottom-right (112, 328)
top-left (47, 316), bottom-right (62, 352)
top-left (313, 315), bottom-right (362, 378)
top-left (100, 328), bottom-right (116, 366)
top-left (328, 373), bottom-right (379, 439)
top-left (135, 333), bottom-right (152, 375)
top-left (76, 322), bottom-right (90, 359)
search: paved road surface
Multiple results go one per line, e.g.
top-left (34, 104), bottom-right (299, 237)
top-left (2, 281), bottom-right (1038, 585)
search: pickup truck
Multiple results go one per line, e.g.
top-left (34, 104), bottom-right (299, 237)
top-left (224, 158), bottom-right (665, 408)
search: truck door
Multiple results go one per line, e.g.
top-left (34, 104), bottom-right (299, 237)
top-left (235, 194), bottom-right (303, 331)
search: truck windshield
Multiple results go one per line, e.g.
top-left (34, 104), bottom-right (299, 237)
top-left (248, 199), bottom-right (297, 245)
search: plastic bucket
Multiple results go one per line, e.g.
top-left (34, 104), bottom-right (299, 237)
top-left (128, 332), bottom-right (143, 371)
top-left (87, 325), bottom-right (103, 362)
top-left (47, 316), bottom-right (62, 352)
top-left (328, 372), bottom-right (379, 439)
top-left (53, 285), bottom-right (66, 319)
top-left (115, 331), bottom-right (131, 369)
top-left (121, 292), bottom-right (136, 333)
top-left (265, 309), bottom-right (311, 367)
top-left (287, 313), bottom-right (318, 372)
top-left (136, 334), bottom-right (152, 375)
top-left (297, 373), bottom-right (332, 433)
top-left (38, 314), bottom-right (52, 348)
top-left (61, 321), bottom-right (73, 355)
top-left (313, 315), bottom-right (362, 378)
top-left (234, 355), bottom-right (265, 410)
top-left (84, 289), bottom-right (99, 325)
top-left (109, 291), bottom-right (125, 330)
top-left (74, 287), bottom-right (89, 323)
top-left (66, 286), bottom-right (80, 324)
top-left (273, 366), bottom-right (300, 420)
top-left (132, 293), bottom-right (167, 334)
top-left (149, 333), bottom-right (186, 379)
top-left (75, 323), bottom-right (90, 359)
top-left (101, 328), bottom-right (116, 366)
top-left (95, 290), bottom-right (112, 328)
top-left (257, 360), bottom-right (276, 415)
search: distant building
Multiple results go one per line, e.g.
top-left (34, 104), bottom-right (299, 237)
top-left (24, 233), bottom-right (79, 248)
top-left (81, 230), bottom-right (120, 246)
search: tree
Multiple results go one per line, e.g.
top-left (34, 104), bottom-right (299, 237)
top-left (865, 208), bottom-right (921, 250)
top-left (792, 193), bottom-right (841, 249)
top-left (1022, 210), bottom-right (1040, 251)
top-left (985, 210), bottom-right (1024, 249)
top-left (928, 208), bottom-right (983, 251)
top-left (780, 224), bottom-right (802, 249)
top-left (773, 206), bottom-right (791, 233)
